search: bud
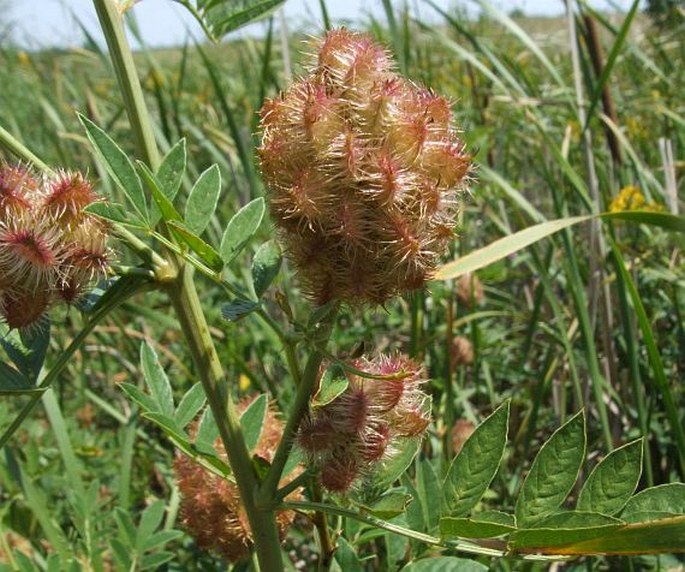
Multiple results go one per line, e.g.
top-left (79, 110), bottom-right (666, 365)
top-left (298, 353), bottom-right (431, 493)
top-left (0, 161), bottom-right (110, 329)
top-left (259, 29), bottom-right (470, 306)
top-left (450, 336), bottom-right (474, 368)
top-left (57, 218), bottom-right (111, 303)
top-left (175, 398), bottom-right (301, 562)
top-left (451, 419), bottom-right (475, 455)
top-left (456, 272), bottom-right (484, 308)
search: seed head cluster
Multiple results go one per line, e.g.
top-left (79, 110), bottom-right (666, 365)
top-left (0, 162), bottom-right (110, 329)
top-left (298, 353), bottom-right (431, 492)
top-left (174, 399), bottom-right (300, 562)
top-left (259, 28), bottom-right (470, 306)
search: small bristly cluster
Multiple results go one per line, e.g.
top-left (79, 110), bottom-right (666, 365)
top-left (297, 354), bottom-right (431, 492)
top-left (174, 399), bottom-right (300, 562)
top-left (259, 28), bottom-right (470, 306)
top-left (0, 163), bottom-right (110, 329)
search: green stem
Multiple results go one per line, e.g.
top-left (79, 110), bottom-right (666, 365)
top-left (92, 2), bottom-right (284, 567)
top-left (283, 500), bottom-right (506, 558)
top-left (0, 125), bottom-right (52, 172)
top-left (93, 0), bottom-right (160, 170)
top-left (260, 348), bottom-right (326, 498)
top-left (165, 262), bottom-right (284, 568)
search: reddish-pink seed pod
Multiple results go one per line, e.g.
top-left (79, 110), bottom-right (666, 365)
top-left (41, 171), bottom-right (99, 226)
top-left (1, 287), bottom-right (52, 329)
top-left (0, 164), bottom-right (35, 218)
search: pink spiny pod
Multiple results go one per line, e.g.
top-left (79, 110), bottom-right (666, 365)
top-left (259, 28), bottom-right (470, 306)
top-left (0, 161), bottom-right (111, 328)
top-left (0, 163), bottom-right (35, 218)
top-left (297, 353), bottom-right (431, 493)
top-left (41, 170), bottom-right (100, 228)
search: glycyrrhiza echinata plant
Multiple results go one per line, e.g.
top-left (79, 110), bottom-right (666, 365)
top-left (1, 4), bottom-right (684, 569)
top-left (166, 27), bottom-right (470, 564)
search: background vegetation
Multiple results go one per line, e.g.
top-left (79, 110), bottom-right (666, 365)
top-left (0, 0), bottom-right (683, 569)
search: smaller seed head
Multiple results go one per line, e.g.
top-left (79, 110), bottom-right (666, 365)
top-left (0, 161), bottom-right (110, 329)
top-left (456, 273), bottom-right (484, 308)
top-left (320, 452), bottom-right (360, 493)
top-left (451, 419), bottom-right (476, 455)
top-left (298, 353), bottom-right (430, 493)
top-left (1, 287), bottom-right (52, 330)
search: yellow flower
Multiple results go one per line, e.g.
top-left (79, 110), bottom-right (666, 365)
top-left (608, 186), bottom-right (663, 213)
top-left (17, 51), bottom-right (30, 66)
top-left (239, 373), bottom-right (250, 392)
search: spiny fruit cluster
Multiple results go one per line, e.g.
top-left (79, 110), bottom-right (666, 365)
top-left (174, 399), bottom-right (300, 562)
top-left (298, 354), bottom-right (431, 492)
top-left (259, 28), bottom-right (470, 306)
top-left (0, 162), bottom-right (110, 329)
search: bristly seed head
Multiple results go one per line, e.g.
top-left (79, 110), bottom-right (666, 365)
top-left (258, 28), bottom-right (471, 306)
top-left (0, 161), bottom-right (111, 329)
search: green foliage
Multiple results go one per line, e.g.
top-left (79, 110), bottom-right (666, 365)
top-left (80, 114), bottom-right (148, 221)
top-left (176, 0), bottom-right (287, 40)
top-left (251, 240), bottom-right (282, 298)
top-left (184, 164), bottom-right (221, 235)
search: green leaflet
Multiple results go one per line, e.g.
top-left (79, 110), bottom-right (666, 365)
top-left (151, 139), bottom-right (187, 224)
top-left (515, 411), bottom-right (586, 526)
top-left (174, 384), bottom-right (207, 429)
top-left (79, 114), bottom-right (147, 221)
top-left (509, 512), bottom-right (624, 552)
top-left (251, 239), bottom-right (282, 298)
top-left (220, 197), bottom-right (265, 264)
top-left (440, 511), bottom-right (516, 539)
top-left (577, 439), bottom-right (643, 515)
top-left (312, 363), bottom-right (349, 407)
top-left (140, 342), bottom-right (175, 416)
top-left (621, 483), bottom-right (685, 522)
top-left (185, 164), bottom-right (221, 235)
top-left (400, 556), bottom-right (488, 571)
top-left (443, 401), bottom-right (510, 517)
top-left (179, 0), bottom-right (287, 40)
top-left (167, 220), bottom-right (224, 272)
top-left (240, 393), bottom-right (268, 453)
